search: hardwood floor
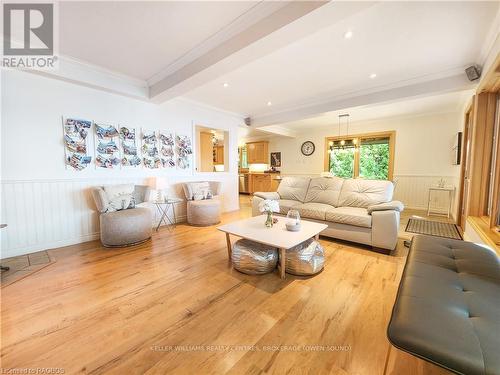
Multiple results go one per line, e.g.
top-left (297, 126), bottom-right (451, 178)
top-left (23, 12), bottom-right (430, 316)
top-left (1, 196), bottom-right (449, 374)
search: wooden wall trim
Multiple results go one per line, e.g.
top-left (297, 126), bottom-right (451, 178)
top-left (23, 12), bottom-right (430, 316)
top-left (466, 92), bottom-right (497, 216)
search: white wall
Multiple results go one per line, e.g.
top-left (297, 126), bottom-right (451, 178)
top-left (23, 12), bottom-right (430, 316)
top-left (1, 70), bottom-right (242, 258)
top-left (244, 111), bottom-right (463, 217)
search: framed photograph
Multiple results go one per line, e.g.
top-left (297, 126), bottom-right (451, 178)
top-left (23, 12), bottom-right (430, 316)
top-left (271, 152), bottom-right (282, 168)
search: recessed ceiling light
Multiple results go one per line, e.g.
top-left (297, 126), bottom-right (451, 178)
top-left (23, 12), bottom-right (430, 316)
top-left (267, 101), bottom-right (272, 106)
top-left (369, 73), bottom-right (377, 79)
top-left (223, 82), bottom-right (229, 88)
top-left (344, 30), bottom-right (353, 39)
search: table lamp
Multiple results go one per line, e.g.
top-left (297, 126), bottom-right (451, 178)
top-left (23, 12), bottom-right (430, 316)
top-left (153, 177), bottom-right (168, 202)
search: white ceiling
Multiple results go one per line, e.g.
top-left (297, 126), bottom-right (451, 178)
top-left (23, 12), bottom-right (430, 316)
top-left (59, 1), bottom-right (258, 80)
top-left (186, 1), bottom-right (498, 116)
top-left (262, 90), bottom-right (473, 133)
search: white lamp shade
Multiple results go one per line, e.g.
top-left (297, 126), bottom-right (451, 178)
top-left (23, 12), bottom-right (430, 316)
top-left (153, 177), bottom-right (168, 190)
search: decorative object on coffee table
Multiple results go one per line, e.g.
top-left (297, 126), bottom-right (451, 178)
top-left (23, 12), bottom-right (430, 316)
top-left (217, 215), bottom-right (327, 279)
top-left (285, 239), bottom-right (325, 276)
top-left (258, 199), bottom-right (279, 228)
top-left (231, 239), bottom-right (278, 275)
top-left (286, 209), bottom-right (301, 232)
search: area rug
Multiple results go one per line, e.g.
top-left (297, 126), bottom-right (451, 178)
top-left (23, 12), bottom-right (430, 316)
top-left (405, 218), bottom-right (462, 240)
top-left (1, 250), bottom-right (55, 287)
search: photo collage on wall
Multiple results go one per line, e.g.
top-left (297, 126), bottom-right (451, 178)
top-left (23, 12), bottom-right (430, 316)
top-left (63, 118), bottom-right (93, 171)
top-left (160, 132), bottom-right (175, 168)
top-left (62, 117), bottom-right (193, 171)
top-left (95, 123), bottom-right (120, 168)
top-left (175, 134), bottom-right (193, 170)
top-left (142, 130), bottom-right (160, 169)
top-left (120, 127), bottom-right (141, 167)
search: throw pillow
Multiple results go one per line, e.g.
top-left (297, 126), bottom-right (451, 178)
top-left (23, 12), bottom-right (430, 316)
top-left (104, 184), bottom-right (134, 201)
top-left (106, 194), bottom-right (135, 212)
top-left (189, 182), bottom-right (211, 200)
top-left (103, 184), bottom-right (136, 212)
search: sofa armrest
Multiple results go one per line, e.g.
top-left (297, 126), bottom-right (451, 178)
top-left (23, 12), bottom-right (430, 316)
top-left (253, 191), bottom-right (280, 200)
top-left (367, 200), bottom-right (404, 215)
top-left (371, 210), bottom-right (400, 251)
top-left (91, 187), bottom-right (108, 213)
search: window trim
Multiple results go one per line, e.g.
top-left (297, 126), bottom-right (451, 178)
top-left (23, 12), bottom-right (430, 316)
top-left (324, 130), bottom-right (396, 180)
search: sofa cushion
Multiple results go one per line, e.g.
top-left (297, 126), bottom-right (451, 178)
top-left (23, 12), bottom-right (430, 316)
top-left (338, 179), bottom-right (394, 208)
top-left (297, 203), bottom-right (335, 221)
top-left (325, 206), bottom-right (372, 228)
top-left (278, 199), bottom-right (302, 215)
top-left (304, 177), bottom-right (344, 207)
top-left (277, 177), bottom-right (311, 203)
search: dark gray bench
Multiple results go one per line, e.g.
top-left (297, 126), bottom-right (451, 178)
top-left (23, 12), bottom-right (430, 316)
top-left (387, 234), bottom-right (500, 375)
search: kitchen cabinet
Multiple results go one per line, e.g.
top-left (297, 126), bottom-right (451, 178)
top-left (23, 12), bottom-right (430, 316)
top-left (246, 141), bottom-right (268, 164)
top-left (213, 146), bottom-right (224, 165)
top-left (251, 174), bottom-right (272, 192)
top-left (245, 173), bottom-right (280, 193)
top-left (199, 132), bottom-right (214, 172)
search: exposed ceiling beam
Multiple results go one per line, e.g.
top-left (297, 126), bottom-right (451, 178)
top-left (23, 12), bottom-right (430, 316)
top-left (149, 1), bottom-right (331, 103)
top-left (255, 125), bottom-right (297, 138)
top-left (250, 73), bottom-right (475, 127)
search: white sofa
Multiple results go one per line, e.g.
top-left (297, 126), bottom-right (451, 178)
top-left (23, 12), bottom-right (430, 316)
top-left (252, 176), bottom-right (404, 251)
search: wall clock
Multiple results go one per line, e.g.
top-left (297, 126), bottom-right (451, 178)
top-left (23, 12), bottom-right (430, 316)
top-left (301, 141), bottom-right (315, 156)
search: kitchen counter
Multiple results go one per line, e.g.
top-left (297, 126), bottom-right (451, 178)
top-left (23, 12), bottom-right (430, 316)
top-left (238, 172), bottom-right (281, 193)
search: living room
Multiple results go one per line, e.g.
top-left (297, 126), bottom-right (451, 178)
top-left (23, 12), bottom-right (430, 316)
top-left (1, 1), bottom-right (499, 375)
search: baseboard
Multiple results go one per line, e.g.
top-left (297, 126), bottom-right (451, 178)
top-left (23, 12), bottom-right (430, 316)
top-left (1, 214), bottom-right (190, 260)
top-left (1, 232), bottom-right (101, 259)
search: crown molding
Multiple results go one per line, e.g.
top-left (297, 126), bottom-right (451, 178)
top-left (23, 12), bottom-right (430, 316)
top-left (289, 107), bottom-right (468, 136)
top-left (27, 54), bottom-right (149, 100)
top-left (251, 72), bottom-right (475, 127)
top-left (479, 4), bottom-right (500, 69)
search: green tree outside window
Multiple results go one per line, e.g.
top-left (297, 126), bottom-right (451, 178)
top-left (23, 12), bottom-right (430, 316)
top-left (329, 147), bottom-right (354, 178)
top-left (328, 135), bottom-right (391, 180)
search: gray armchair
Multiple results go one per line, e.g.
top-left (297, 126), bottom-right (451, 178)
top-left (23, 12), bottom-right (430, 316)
top-left (182, 181), bottom-right (222, 226)
top-left (91, 184), bottom-right (153, 247)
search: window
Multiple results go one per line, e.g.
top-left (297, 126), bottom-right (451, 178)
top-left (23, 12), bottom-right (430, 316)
top-left (325, 131), bottom-right (395, 180)
top-left (329, 140), bottom-right (355, 178)
top-left (359, 137), bottom-right (390, 180)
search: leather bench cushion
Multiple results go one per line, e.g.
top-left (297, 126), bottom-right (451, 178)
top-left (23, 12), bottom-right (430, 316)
top-left (387, 235), bottom-right (500, 375)
top-left (277, 177), bottom-right (311, 203)
top-left (338, 179), bottom-right (393, 208)
top-left (296, 202), bottom-right (335, 221)
top-left (325, 206), bottom-right (372, 228)
top-left (278, 199), bottom-right (302, 215)
top-left (304, 177), bottom-right (344, 207)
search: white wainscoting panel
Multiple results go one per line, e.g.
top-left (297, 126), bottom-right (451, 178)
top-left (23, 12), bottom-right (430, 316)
top-left (1, 176), bottom-right (236, 259)
top-left (279, 173), bottom-right (460, 217)
top-left (392, 175), bottom-right (459, 214)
